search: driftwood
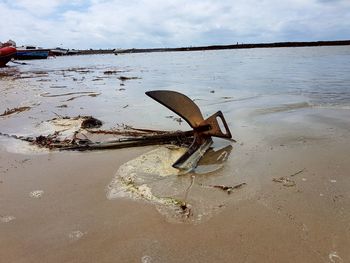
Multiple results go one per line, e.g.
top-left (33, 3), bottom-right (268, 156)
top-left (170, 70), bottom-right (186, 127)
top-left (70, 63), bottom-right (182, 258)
top-left (290, 168), bottom-right (305, 177)
top-left (272, 177), bottom-right (296, 187)
top-left (0, 106), bottom-right (31, 116)
top-left (272, 169), bottom-right (305, 187)
top-left (59, 130), bottom-right (194, 151)
top-left (203, 182), bottom-right (247, 194)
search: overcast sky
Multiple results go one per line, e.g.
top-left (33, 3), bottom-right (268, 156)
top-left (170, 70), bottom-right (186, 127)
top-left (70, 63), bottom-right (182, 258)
top-left (1, 0), bottom-right (349, 49)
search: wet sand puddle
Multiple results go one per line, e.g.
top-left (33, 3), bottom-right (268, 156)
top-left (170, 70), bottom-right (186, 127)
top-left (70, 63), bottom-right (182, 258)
top-left (107, 142), bottom-right (245, 224)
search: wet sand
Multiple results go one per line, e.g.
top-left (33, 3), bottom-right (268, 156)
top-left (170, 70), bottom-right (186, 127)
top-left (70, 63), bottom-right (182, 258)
top-left (1, 56), bottom-right (350, 262)
top-left (1, 108), bottom-right (349, 262)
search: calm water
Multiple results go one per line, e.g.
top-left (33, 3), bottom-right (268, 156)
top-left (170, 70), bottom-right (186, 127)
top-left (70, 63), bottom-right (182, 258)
top-left (1, 45), bottom-right (350, 134)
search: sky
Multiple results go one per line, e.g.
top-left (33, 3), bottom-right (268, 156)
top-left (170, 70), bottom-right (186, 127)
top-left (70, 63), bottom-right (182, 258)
top-left (1, 0), bottom-right (349, 49)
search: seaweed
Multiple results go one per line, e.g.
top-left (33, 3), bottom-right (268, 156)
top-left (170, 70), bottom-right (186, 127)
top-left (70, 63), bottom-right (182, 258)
top-left (80, 116), bottom-right (103, 129)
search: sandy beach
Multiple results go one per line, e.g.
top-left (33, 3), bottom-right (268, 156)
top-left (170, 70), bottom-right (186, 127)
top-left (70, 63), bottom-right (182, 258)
top-left (1, 49), bottom-right (350, 262)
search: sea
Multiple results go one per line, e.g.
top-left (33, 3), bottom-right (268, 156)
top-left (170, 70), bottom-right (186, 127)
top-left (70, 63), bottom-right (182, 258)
top-left (1, 45), bottom-right (350, 135)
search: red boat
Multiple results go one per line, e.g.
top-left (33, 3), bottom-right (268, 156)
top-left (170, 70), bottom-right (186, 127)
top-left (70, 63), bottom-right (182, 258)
top-left (0, 46), bottom-right (17, 67)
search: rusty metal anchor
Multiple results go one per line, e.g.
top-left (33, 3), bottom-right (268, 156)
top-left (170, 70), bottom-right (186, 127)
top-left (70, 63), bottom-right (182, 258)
top-left (146, 90), bottom-right (234, 170)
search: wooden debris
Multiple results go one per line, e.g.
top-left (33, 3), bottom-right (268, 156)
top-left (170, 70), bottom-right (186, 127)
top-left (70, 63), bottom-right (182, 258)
top-left (103, 70), bottom-right (119, 75)
top-left (59, 131), bottom-right (194, 151)
top-left (33, 133), bottom-right (72, 149)
top-left (272, 177), bottom-right (296, 187)
top-left (0, 116), bottom-right (194, 151)
top-left (87, 127), bottom-right (175, 136)
top-left (290, 168), bottom-right (305, 177)
top-left (118, 76), bottom-right (140, 81)
top-left (272, 169), bottom-right (305, 187)
top-left (0, 106), bottom-right (31, 116)
top-left (56, 104), bottom-right (68, 108)
top-left (207, 182), bottom-right (247, 194)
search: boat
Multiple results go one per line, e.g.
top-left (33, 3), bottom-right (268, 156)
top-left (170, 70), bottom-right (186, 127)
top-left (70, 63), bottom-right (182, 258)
top-left (49, 47), bottom-right (68, 56)
top-left (66, 49), bottom-right (80, 55)
top-left (15, 45), bottom-right (49, 60)
top-left (0, 45), bottom-right (17, 67)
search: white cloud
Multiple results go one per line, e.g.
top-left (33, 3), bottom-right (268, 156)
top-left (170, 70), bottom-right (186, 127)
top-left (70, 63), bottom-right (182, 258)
top-left (0, 0), bottom-right (349, 49)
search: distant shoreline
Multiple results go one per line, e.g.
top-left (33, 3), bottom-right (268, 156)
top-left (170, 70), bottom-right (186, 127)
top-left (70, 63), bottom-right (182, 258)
top-left (113, 40), bottom-right (350, 54)
top-left (74, 40), bottom-right (350, 55)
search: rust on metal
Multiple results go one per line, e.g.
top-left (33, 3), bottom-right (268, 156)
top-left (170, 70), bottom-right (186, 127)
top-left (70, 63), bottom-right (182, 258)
top-left (146, 90), bottom-right (234, 169)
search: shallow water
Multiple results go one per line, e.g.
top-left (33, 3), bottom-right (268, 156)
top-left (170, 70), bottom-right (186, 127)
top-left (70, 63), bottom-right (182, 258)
top-left (1, 46), bottom-right (350, 135)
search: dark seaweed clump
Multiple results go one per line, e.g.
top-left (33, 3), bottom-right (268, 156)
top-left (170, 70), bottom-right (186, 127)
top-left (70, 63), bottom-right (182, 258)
top-left (80, 116), bottom-right (103, 129)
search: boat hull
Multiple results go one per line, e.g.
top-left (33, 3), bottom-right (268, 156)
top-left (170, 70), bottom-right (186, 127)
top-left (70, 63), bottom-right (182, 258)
top-left (16, 49), bottom-right (49, 60)
top-left (0, 46), bottom-right (17, 67)
top-left (49, 49), bottom-right (68, 56)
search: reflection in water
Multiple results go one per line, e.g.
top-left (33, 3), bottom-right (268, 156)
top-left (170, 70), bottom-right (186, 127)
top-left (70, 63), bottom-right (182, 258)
top-left (194, 144), bottom-right (233, 174)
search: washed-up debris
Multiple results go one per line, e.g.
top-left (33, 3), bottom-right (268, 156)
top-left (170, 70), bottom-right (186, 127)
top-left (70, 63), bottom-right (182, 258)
top-left (80, 116), bottom-right (102, 129)
top-left (103, 70), bottom-right (121, 75)
top-left (0, 106), bottom-right (31, 116)
top-left (0, 116), bottom-right (193, 150)
top-left (40, 91), bottom-right (99, 98)
top-left (61, 130), bottom-right (194, 151)
top-left (64, 67), bottom-right (92, 74)
top-left (34, 133), bottom-right (71, 148)
top-left (66, 93), bottom-right (100, 101)
top-left (0, 115), bottom-right (100, 148)
top-left (272, 169), bottom-right (305, 187)
top-left (290, 168), bottom-right (305, 177)
top-left (29, 190), bottom-right (44, 198)
top-left (180, 175), bottom-right (195, 217)
top-left (165, 115), bottom-right (183, 124)
top-left (50, 85), bottom-right (67, 89)
top-left (56, 104), bottom-right (68, 108)
top-left (68, 230), bottom-right (86, 241)
top-left (328, 251), bottom-right (343, 263)
top-left (173, 117), bottom-right (183, 124)
top-left (118, 76), bottom-right (140, 81)
top-left (272, 176), bottom-right (296, 187)
top-left (0, 215), bottom-right (15, 223)
top-left (205, 182), bottom-right (247, 194)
